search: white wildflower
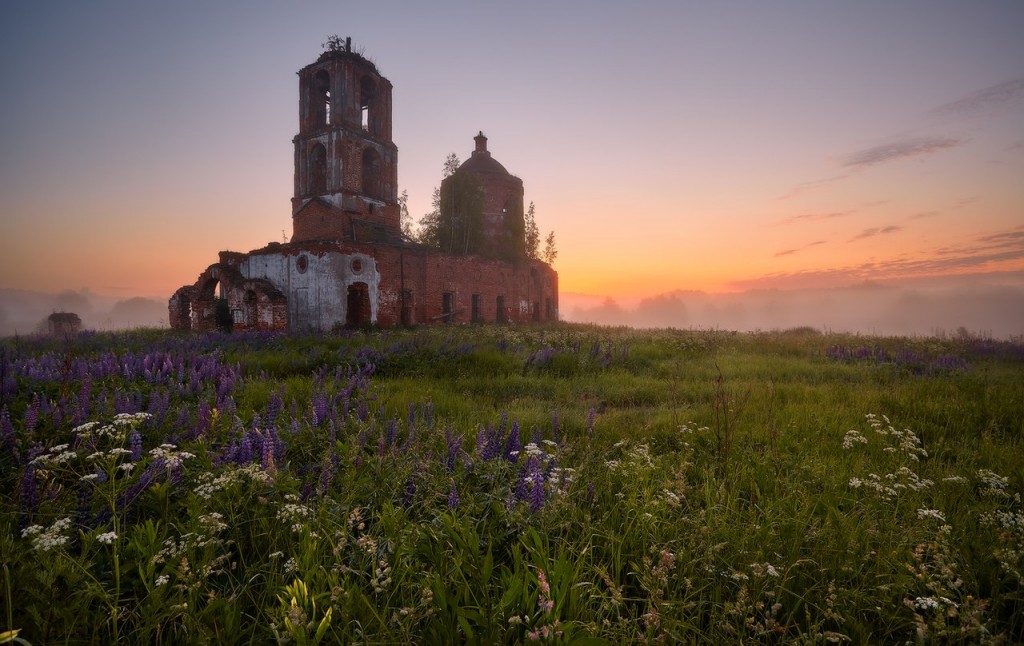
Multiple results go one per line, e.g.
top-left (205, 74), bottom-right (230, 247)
top-left (916, 508), bottom-right (946, 522)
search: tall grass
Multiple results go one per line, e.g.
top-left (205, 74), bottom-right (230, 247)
top-left (1, 324), bottom-right (1021, 643)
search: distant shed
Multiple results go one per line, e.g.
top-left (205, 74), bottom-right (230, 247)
top-left (48, 312), bottom-right (82, 336)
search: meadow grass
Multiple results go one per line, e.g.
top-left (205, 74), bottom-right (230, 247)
top-left (0, 324), bottom-right (1021, 644)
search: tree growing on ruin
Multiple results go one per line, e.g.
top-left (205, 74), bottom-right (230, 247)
top-left (524, 201), bottom-right (540, 259)
top-left (542, 230), bottom-right (558, 265)
top-left (398, 189), bottom-right (414, 240)
top-left (438, 169), bottom-right (484, 255)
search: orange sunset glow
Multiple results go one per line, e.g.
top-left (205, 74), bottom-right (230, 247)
top-left (2, 2), bottom-right (1022, 337)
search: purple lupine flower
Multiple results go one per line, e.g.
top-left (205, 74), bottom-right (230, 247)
top-left (476, 427), bottom-right (488, 457)
top-left (78, 378), bottom-right (92, 423)
top-left (19, 457), bottom-right (41, 521)
top-left (128, 429), bottom-right (143, 462)
top-left (447, 480), bottom-right (459, 510)
top-left (424, 402), bottom-right (434, 428)
top-left (192, 400), bottom-right (212, 439)
top-left (173, 405), bottom-right (190, 436)
top-left (311, 392), bottom-right (329, 427)
top-left (23, 393), bottom-right (41, 433)
top-left (147, 389), bottom-right (170, 426)
top-left (260, 430), bottom-right (276, 473)
top-left (515, 462), bottom-right (532, 504)
top-left (237, 431), bottom-right (256, 465)
top-left (265, 390), bottom-right (284, 427)
top-left (0, 406), bottom-right (16, 463)
top-left (318, 450), bottom-right (337, 497)
top-left (504, 421), bottom-right (522, 462)
top-left (118, 459), bottom-right (162, 511)
top-left (386, 419), bottom-right (398, 449)
top-left (444, 428), bottom-right (462, 474)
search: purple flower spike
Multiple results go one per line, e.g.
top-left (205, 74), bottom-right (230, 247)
top-left (447, 480), bottom-right (459, 510)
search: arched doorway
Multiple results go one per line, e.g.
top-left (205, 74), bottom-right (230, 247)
top-left (243, 289), bottom-right (258, 329)
top-left (346, 283), bottom-right (371, 326)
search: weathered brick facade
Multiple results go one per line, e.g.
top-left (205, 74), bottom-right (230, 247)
top-left (169, 40), bottom-right (557, 333)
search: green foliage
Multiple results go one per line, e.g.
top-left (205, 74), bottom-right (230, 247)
top-left (438, 170), bottom-right (485, 255)
top-left (2, 325), bottom-right (1023, 643)
top-left (525, 202), bottom-right (540, 260)
top-left (542, 230), bottom-right (557, 265)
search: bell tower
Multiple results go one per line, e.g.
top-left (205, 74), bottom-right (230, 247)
top-left (291, 37), bottom-right (399, 242)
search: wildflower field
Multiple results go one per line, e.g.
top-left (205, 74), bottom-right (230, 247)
top-left (1, 324), bottom-right (1022, 644)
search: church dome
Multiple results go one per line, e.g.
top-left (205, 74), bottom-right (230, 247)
top-left (457, 131), bottom-right (513, 176)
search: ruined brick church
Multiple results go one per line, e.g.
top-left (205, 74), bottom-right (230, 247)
top-left (169, 40), bottom-right (558, 332)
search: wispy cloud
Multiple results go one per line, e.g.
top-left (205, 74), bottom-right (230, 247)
top-left (849, 225), bottom-right (902, 242)
top-left (775, 174), bottom-right (849, 201)
top-left (840, 136), bottom-right (962, 168)
top-left (774, 240), bottom-right (825, 258)
top-left (777, 211), bottom-right (854, 226)
top-left (908, 211), bottom-right (938, 220)
top-left (735, 225), bottom-right (1024, 291)
top-left (929, 77), bottom-right (1024, 121)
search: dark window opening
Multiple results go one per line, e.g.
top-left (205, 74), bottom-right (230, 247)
top-left (361, 147), bottom-right (382, 200)
top-left (401, 290), bottom-right (413, 326)
top-left (346, 282), bottom-right (371, 327)
top-left (244, 289), bottom-right (258, 328)
top-left (310, 144), bottom-right (327, 195)
top-left (546, 298), bottom-right (553, 321)
top-left (360, 76), bottom-right (376, 133)
top-left (496, 295), bottom-right (507, 323)
top-left (442, 292), bottom-right (455, 324)
top-left (471, 294), bottom-right (481, 323)
top-left (533, 301), bottom-right (541, 322)
top-left (313, 70), bottom-right (330, 127)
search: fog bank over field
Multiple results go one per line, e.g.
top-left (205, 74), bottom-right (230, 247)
top-left (0, 289), bottom-right (168, 337)
top-left (562, 272), bottom-right (1024, 339)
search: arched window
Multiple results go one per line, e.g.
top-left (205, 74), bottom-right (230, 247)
top-left (361, 147), bottom-right (381, 200)
top-left (313, 70), bottom-right (330, 126)
top-left (360, 76), bottom-right (376, 132)
top-left (310, 144), bottom-right (327, 195)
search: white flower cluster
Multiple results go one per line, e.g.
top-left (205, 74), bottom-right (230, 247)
top-left (277, 494), bottom-right (312, 533)
top-left (908, 595), bottom-right (956, 612)
top-left (606, 442), bottom-right (654, 472)
top-left (29, 444), bottom-right (77, 467)
top-left (864, 414), bottom-right (927, 460)
top-left (96, 531), bottom-right (118, 544)
top-left (678, 421), bottom-right (708, 435)
top-left (74, 412), bottom-right (151, 439)
top-left (149, 444), bottom-right (196, 470)
top-left (193, 464), bottom-right (273, 500)
top-left (198, 512), bottom-right (228, 534)
top-left (749, 562), bottom-right (781, 578)
top-left (916, 508), bottom-right (946, 523)
top-left (977, 469), bottom-right (1010, 497)
top-left (22, 518), bottom-right (72, 552)
top-left (848, 468), bottom-right (933, 500)
top-left (841, 429), bottom-right (868, 449)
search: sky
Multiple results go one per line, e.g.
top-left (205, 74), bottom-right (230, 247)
top-left (1, 2), bottom-right (1023, 334)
